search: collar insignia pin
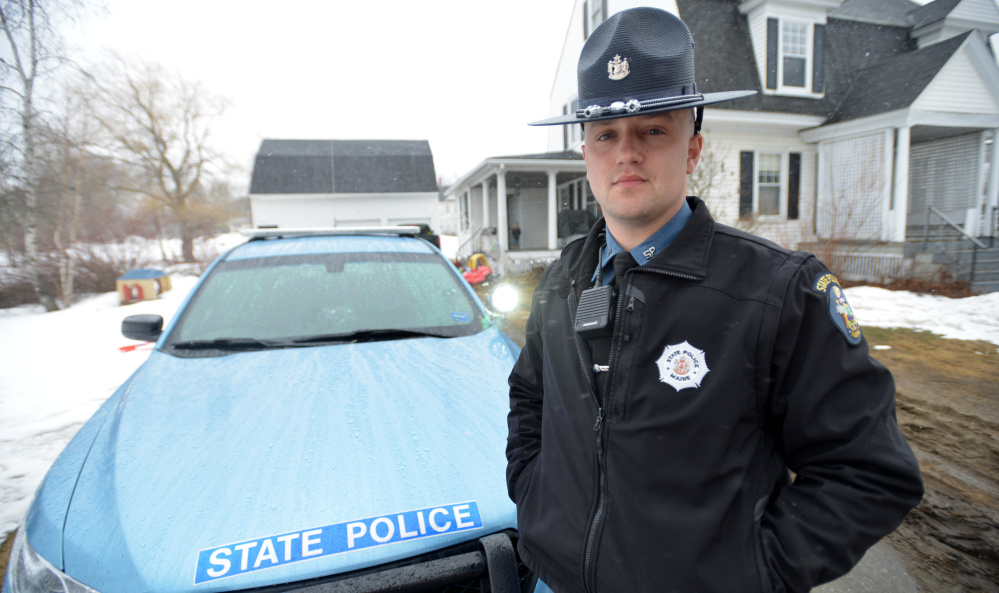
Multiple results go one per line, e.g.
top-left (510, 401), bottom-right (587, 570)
top-left (607, 55), bottom-right (630, 81)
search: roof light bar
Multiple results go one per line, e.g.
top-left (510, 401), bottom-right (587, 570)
top-left (241, 226), bottom-right (421, 240)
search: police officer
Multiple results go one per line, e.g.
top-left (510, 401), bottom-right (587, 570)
top-left (505, 8), bottom-right (922, 593)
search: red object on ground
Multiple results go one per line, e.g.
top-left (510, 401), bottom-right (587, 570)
top-left (463, 266), bottom-right (493, 285)
top-left (119, 342), bottom-right (154, 353)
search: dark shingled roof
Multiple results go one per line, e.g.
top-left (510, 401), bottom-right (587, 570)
top-left (909, 0), bottom-right (963, 30)
top-left (829, 31), bottom-right (968, 123)
top-left (829, 0), bottom-right (920, 27)
top-left (677, 0), bottom-right (836, 117)
top-left (676, 0), bottom-right (964, 125)
top-left (823, 17), bottom-right (917, 111)
top-left (250, 139), bottom-right (438, 195)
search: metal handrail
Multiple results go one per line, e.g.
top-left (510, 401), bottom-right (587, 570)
top-left (455, 225), bottom-right (499, 263)
top-left (923, 206), bottom-right (987, 248)
top-left (923, 206), bottom-right (987, 282)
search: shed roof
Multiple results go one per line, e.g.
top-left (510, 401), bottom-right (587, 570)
top-left (249, 139), bottom-right (438, 195)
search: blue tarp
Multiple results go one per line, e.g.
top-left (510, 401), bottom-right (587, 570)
top-left (117, 268), bottom-right (166, 280)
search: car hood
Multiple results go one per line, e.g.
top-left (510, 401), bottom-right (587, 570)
top-left (57, 328), bottom-right (519, 593)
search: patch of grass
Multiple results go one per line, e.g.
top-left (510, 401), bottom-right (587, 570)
top-left (1, 530), bottom-right (14, 580)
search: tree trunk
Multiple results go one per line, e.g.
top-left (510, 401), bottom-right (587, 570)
top-left (22, 99), bottom-right (58, 312)
top-left (181, 226), bottom-right (195, 263)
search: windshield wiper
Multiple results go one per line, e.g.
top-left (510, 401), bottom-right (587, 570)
top-left (171, 337), bottom-right (291, 351)
top-left (292, 328), bottom-right (448, 344)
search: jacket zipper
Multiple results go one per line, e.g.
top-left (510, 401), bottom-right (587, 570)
top-left (581, 267), bottom-right (701, 592)
top-left (567, 284), bottom-right (606, 593)
top-left (571, 267), bottom-right (702, 592)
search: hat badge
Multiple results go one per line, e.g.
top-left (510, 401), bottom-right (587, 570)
top-left (607, 54), bottom-right (630, 81)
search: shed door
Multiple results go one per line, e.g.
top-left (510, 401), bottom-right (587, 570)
top-left (907, 132), bottom-right (982, 229)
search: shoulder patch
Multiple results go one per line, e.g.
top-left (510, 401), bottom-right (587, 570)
top-left (813, 273), bottom-right (862, 346)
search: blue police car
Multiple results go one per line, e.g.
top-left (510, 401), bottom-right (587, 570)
top-left (4, 228), bottom-right (528, 593)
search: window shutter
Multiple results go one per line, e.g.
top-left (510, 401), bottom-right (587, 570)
top-left (812, 24), bottom-right (825, 93)
top-left (788, 152), bottom-right (801, 220)
top-left (766, 18), bottom-right (778, 91)
top-left (583, 1), bottom-right (589, 39)
top-left (740, 151), bottom-right (755, 218)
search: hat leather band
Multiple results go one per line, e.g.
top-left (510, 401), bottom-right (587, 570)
top-left (576, 89), bottom-right (703, 120)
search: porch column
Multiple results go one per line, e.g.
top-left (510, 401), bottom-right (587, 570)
top-left (891, 125), bottom-right (911, 242)
top-left (989, 130), bottom-right (999, 238)
top-left (481, 180), bottom-right (490, 230)
top-left (497, 166), bottom-right (508, 274)
top-left (548, 171), bottom-right (558, 249)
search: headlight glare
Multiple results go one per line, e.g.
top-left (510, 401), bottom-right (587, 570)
top-left (489, 283), bottom-right (520, 314)
top-left (6, 528), bottom-right (97, 593)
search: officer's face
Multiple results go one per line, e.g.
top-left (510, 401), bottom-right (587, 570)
top-left (582, 110), bottom-right (702, 243)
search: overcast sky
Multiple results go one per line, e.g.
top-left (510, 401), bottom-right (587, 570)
top-left (65, 0), bottom-right (575, 190)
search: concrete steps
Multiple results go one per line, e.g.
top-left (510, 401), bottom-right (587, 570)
top-left (906, 234), bottom-right (999, 294)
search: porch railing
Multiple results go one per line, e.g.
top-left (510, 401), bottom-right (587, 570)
top-left (455, 226), bottom-right (499, 264)
top-left (923, 206), bottom-right (987, 282)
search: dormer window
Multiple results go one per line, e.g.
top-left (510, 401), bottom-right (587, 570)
top-left (766, 17), bottom-right (825, 96)
top-left (781, 22), bottom-right (808, 87)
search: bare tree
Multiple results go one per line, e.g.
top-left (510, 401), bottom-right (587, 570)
top-left (85, 56), bottom-right (229, 262)
top-left (35, 80), bottom-right (103, 305)
top-left (0, 0), bottom-right (65, 310)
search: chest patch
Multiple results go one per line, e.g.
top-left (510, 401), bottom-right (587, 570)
top-left (814, 273), bottom-right (863, 346)
top-left (656, 341), bottom-right (710, 391)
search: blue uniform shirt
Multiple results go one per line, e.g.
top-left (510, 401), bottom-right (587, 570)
top-left (591, 200), bottom-right (693, 286)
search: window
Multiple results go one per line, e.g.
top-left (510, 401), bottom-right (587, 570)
top-left (781, 22), bottom-right (808, 88)
top-left (583, 0), bottom-right (607, 39)
top-left (559, 177), bottom-right (592, 211)
top-left (757, 153), bottom-right (781, 215)
top-left (168, 253), bottom-right (485, 346)
top-left (459, 192), bottom-right (470, 232)
top-left (563, 98), bottom-right (581, 149)
top-left (766, 18), bottom-right (825, 95)
top-left (739, 151), bottom-right (801, 219)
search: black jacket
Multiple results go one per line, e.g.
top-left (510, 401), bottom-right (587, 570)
top-left (507, 198), bottom-right (923, 593)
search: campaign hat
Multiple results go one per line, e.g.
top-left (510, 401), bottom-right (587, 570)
top-left (530, 7), bottom-right (755, 126)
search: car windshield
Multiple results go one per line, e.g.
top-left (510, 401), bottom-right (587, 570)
top-left (165, 251), bottom-right (485, 353)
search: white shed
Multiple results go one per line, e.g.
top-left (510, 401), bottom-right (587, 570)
top-left (249, 139), bottom-right (440, 230)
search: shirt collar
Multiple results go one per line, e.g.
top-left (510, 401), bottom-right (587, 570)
top-left (591, 200), bottom-right (693, 285)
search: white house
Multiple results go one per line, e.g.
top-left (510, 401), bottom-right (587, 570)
top-left (249, 139), bottom-right (440, 230)
top-left (449, 0), bottom-right (999, 289)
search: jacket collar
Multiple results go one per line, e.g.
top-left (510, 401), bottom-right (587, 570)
top-left (567, 196), bottom-right (715, 288)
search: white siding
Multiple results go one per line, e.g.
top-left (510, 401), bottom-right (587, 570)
top-left (694, 127), bottom-right (817, 248)
top-left (747, 10), bottom-right (768, 94)
top-left (250, 193), bottom-right (439, 231)
top-left (951, 0), bottom-right (999, 25)
top-left (913, 48), bottom-right (999, 114)
top-left (817, 130), bottom-right (892, 241)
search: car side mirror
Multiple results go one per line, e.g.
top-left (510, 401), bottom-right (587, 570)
top-left (122, 314), bottom-right (164, 342)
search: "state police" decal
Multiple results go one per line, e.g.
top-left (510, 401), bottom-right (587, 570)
top-left (194, 502), bottom-right (482, 584)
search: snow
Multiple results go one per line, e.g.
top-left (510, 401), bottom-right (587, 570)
top-left (1, 244), bottom-right (998, 540)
